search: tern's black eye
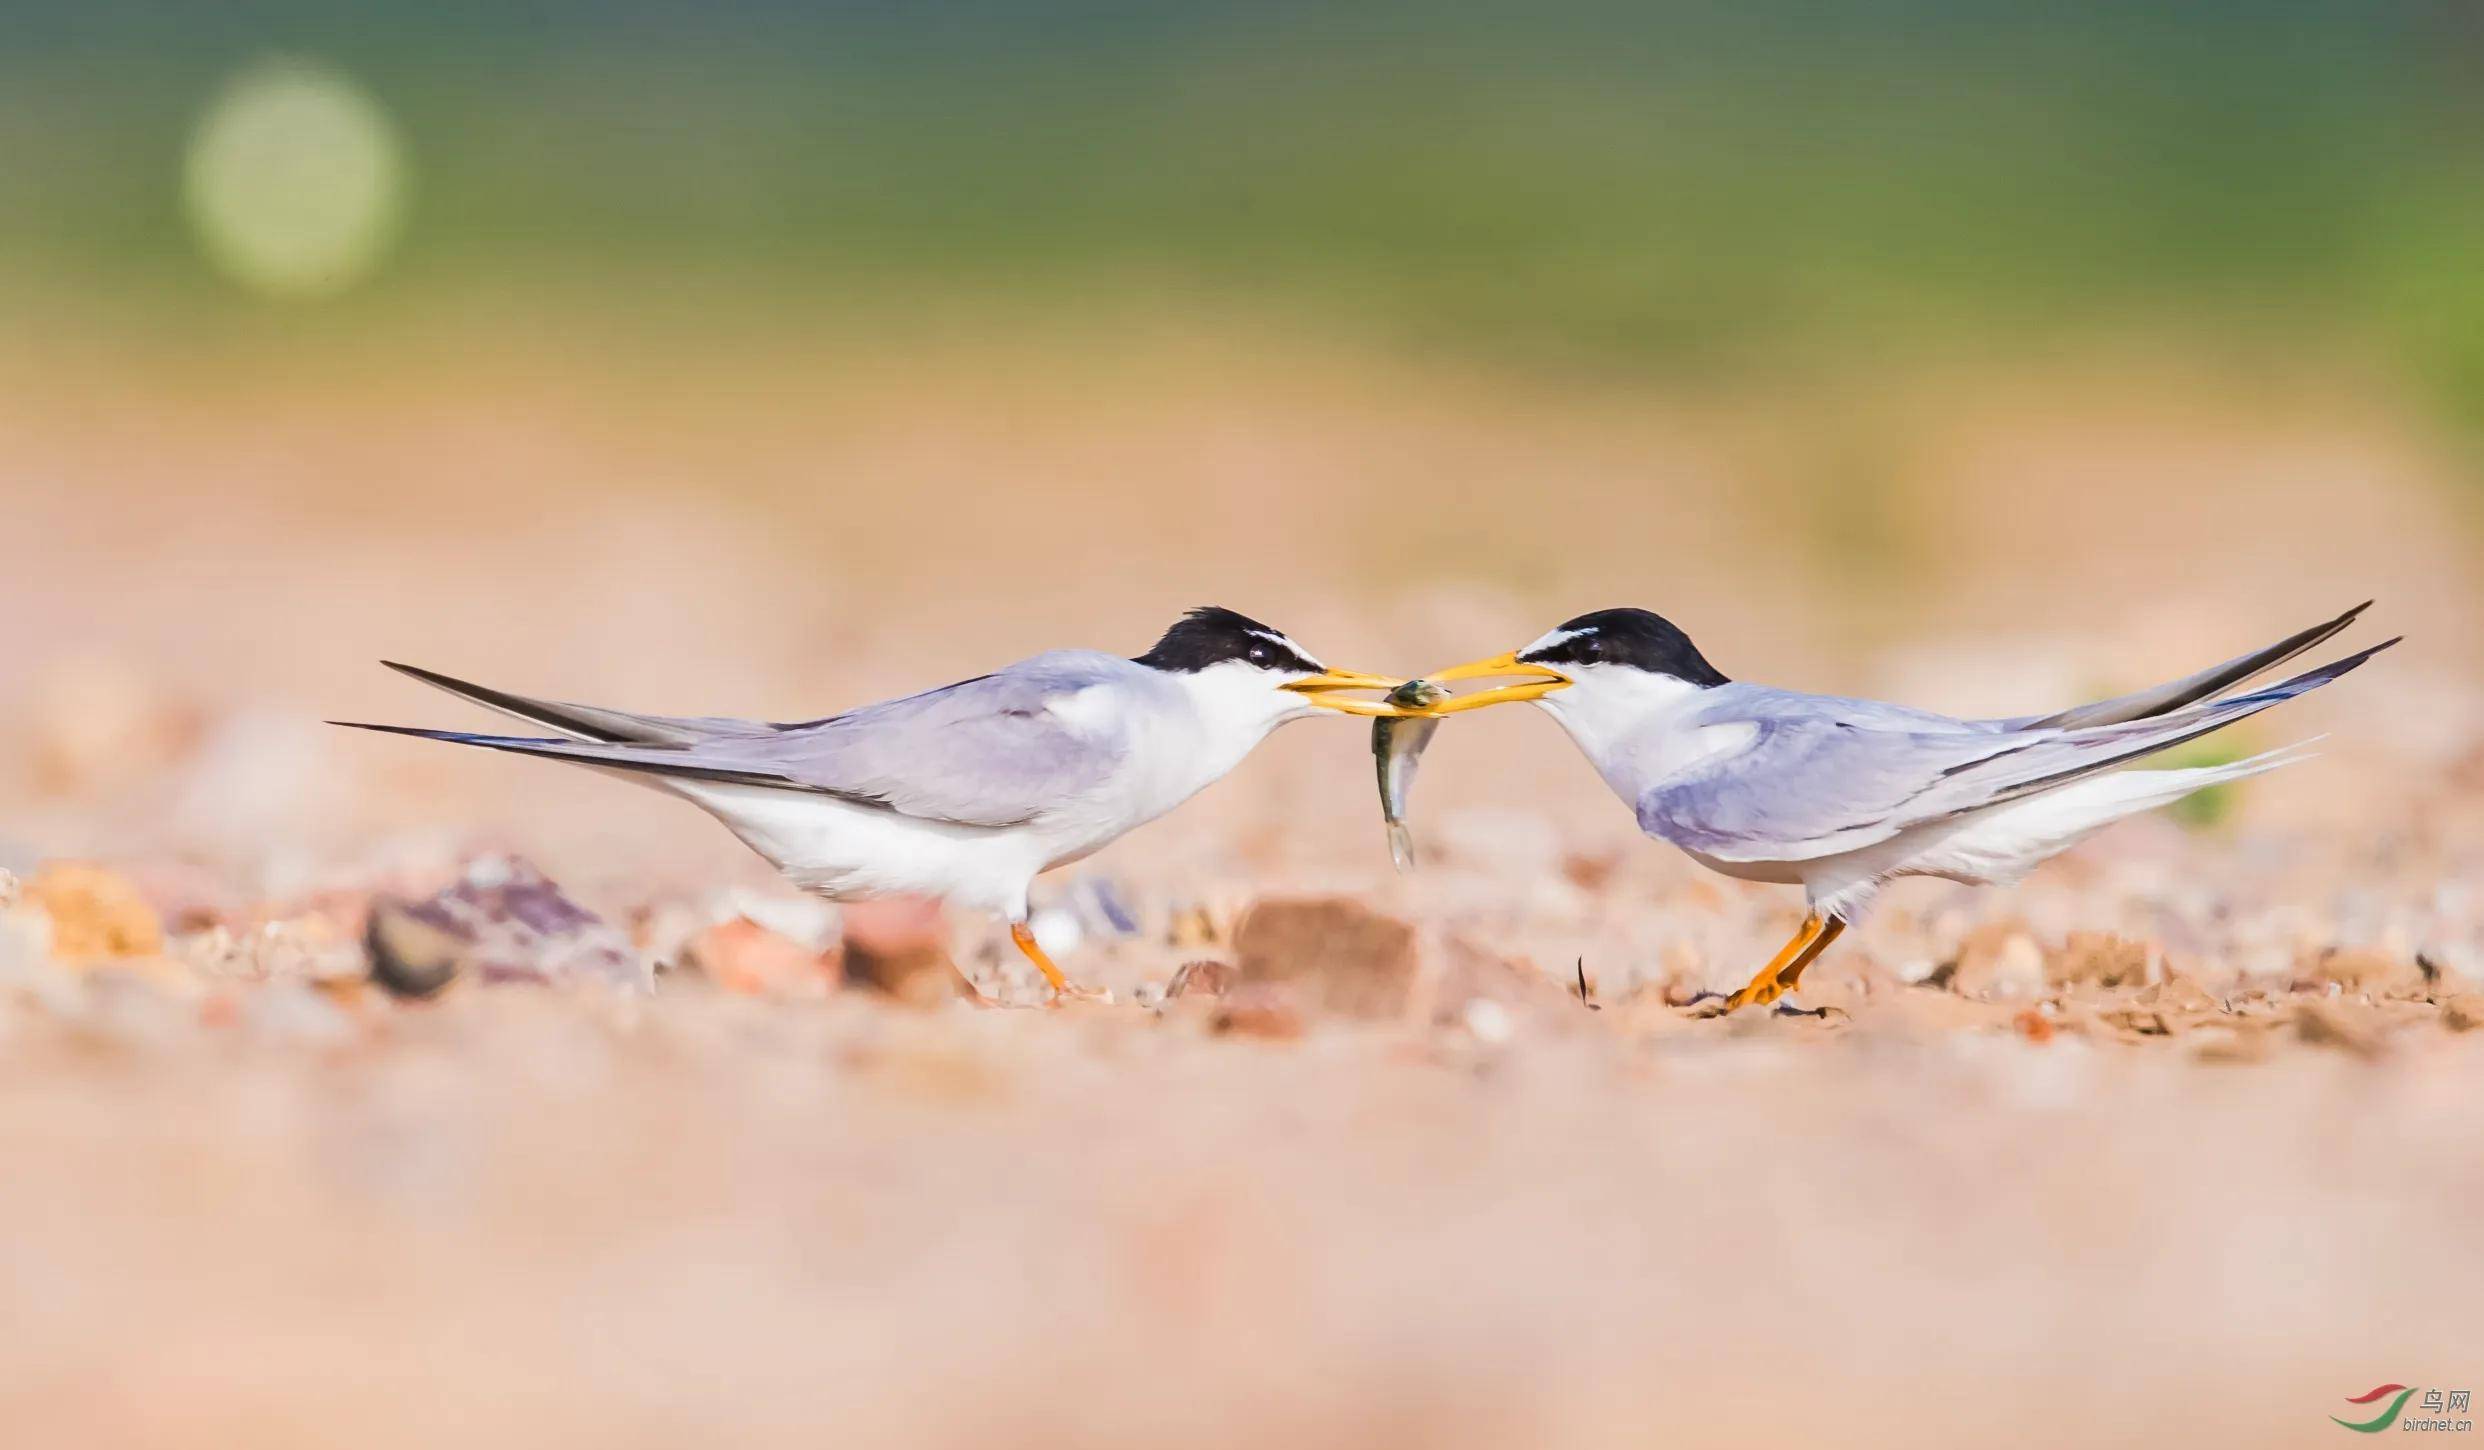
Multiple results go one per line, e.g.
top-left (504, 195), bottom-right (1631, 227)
top-left (1136, 606), bottom-right (1317, 674)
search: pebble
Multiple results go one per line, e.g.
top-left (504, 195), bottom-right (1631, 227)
top-left (1164, 960), bottom-right (1234, 999)
top-left (840, 897), bottom-right (963, 1005)
top-left (24, 862), bottom-right (164, 964)
top-left (365, 900), bottom-right (465, 1000)
top-left (2046, 931), bottom-right (2152, 989)
top-left (1232, 896), bottom-right (1420, 1019)
top-left (1950, 924), bottom-right (2045, 1000)
top-left (686, 917), bottom-right (838, 998)
top-left (362, 857), bottom-right (649, 995)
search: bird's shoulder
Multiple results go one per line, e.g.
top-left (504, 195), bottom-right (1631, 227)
top-left (1688, 682), bottom-right (1975, 736)
top-left (777, 650), bottom-right (1138, 737)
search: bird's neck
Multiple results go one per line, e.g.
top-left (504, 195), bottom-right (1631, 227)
top-left (1536, 670), bottom-right (1714, 798)
top-left (1153, 665), bottom-right (1297, 788)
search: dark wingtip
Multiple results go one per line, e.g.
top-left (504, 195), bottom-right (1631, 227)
top-left (380, 659), bottom-right (456, 687)
top-left (326, 719), bottom-right (468, 740)
top-left (2309, 634), bottom-right (2400, 681)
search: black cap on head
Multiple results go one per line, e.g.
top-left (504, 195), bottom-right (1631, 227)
top-left (1136, 606), bottom-right (1324, 674)
top-left (1518, 608), bottom-right (1729, 686)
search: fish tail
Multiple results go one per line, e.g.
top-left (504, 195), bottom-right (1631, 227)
top-left (1387, 821), bottom-right (1418, 873)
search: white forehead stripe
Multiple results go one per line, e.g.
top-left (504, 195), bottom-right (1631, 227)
top-left (1252, 629), bottom-right (1320, 669)
top-left (1521, 627), bottom-right (1580, 658)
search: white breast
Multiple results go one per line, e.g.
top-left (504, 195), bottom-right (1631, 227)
top-left (673, 781), bottom-right (1060, 916)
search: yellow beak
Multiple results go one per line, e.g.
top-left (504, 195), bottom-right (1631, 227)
top-left (1281, 667), bottom-right (1428, 717)
top-left (1413, 650), bottom-right (1571, 714)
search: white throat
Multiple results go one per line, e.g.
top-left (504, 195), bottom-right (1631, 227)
top-left (1533, 665), bottom-right (1714, 796)
top-left (1163, 659), bottom-right (1312, 765)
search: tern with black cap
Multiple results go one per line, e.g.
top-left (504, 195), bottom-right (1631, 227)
top-left (333, 607), bottom-right (1418, 1002)
top-left (1418, 602), bottom-right (2395, 1013)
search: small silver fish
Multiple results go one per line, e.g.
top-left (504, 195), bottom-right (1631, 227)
top-left (1372, 679), bottom-right (1447, 872)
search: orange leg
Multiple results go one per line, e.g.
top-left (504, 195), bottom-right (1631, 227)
top-left (1714, 914), bottom-right (1847, 1014)
top-left (1772, 915), bottom-right (1845, 999)
top-left (1009, 921), bottom-right (1070, 995)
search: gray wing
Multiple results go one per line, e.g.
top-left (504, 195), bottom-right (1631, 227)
top-left (336, 652), bottom-right (1132, 829)
top-left (730, 655), bottom-right (1129, 825)
top-left (1636, 694), bottom-right (2023, 862)
top-left (1641, 640), bottom-right (2393, 862)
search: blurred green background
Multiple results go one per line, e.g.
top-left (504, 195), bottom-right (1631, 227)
top-left (0, 0), bottom-right (2471, 896)
top-left (6, 0), bottom-right (2482, 415)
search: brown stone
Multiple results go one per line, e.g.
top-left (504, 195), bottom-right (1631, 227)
top-left (841, 897), bottom-right (963, 1006)
top-left (1560, 851), bottom-right (1621, 893)
top-left (690, 917), bottom-right (840, 997)
top-left (1232, 896), bottom-right (1420, 1019)
top-left (2047, 931), bottom-right (2151, 989)
top-left (2440, 995), bottom-right (2484, 1033)
top-left (26, 862), bottom-right (164, 964)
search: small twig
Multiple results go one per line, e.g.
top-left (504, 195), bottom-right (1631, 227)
top-left (1575, 956), bottom-right (1600, 1010)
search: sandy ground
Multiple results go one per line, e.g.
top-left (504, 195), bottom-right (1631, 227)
top-left (3, 325), bottom-right (2482, 1446)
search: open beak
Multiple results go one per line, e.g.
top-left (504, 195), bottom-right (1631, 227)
top-left (1282, 667), bottom-right (1426, 717)
top-left (1414, 651), bottom-right (1571, 714)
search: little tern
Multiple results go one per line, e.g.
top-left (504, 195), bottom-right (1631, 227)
top-left (1419, 602), bottom-right (2395, 1013)
top-left (333, 607), bottom-right (1416, 999)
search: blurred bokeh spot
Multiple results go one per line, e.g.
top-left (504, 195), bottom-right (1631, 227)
top-left (181, 57), bottom-right (406, 298)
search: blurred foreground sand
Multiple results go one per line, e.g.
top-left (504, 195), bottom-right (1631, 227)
top-left (6, 988), bottom-right (2482, 1449)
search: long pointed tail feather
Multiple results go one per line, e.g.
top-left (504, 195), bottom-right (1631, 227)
top-left (375, 661), bottom-right (778, 745)
top-left (1947, 636), bottom-right (2396, 820)
top-left (326, 719), bottom-right (835, 795)
top-left (2011, 599), bottom-right (2373, 731)
top-left (379, 660), bottom-right (719, 744)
